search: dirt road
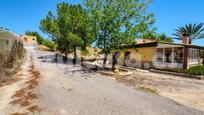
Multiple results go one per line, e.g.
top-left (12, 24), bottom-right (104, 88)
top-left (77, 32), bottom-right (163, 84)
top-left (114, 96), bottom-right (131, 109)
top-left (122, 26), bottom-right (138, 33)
top-left (0, 50), bottom-right (204, 115)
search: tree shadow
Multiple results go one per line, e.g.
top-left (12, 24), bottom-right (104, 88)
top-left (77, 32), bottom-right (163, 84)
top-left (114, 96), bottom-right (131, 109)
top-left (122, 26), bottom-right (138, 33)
top-left (37, 54), bottom-right (79, 65)
top-left (64, 66), bottom-right (99, 78)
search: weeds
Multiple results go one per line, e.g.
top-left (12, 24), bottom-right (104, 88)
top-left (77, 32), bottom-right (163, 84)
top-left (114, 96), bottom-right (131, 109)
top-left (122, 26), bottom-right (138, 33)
top-left (10, 112), bottom-right (28, 115)
top-left (27, 105), bottom-right (41, 113)
top-left (139, 86), bottom-right (158, 94)
top-left (10, 59), bottom-right (41, 114)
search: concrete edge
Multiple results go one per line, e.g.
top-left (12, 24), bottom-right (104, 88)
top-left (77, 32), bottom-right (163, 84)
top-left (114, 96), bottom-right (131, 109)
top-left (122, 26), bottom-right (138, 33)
top-left (149, 69), bottom-right (204, 80)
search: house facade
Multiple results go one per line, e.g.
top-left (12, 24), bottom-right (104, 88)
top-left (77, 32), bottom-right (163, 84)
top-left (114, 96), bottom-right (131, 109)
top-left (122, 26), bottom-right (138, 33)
top-left (20, 35), bottom-right (38, 49)
top-left (108, 37), bottom-right (204, 69)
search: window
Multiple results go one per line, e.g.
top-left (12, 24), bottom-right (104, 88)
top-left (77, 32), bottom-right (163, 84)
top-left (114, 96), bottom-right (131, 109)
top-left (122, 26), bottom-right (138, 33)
top-left (24, 38), bottom-right (27, 42)
top-left (156, 48), bottom-right (163, 62)
top-left (173, 47), bottom-right (183, 63)
top-left (189, 48), bottom-right (199, 63)
top-left (164, 48), bottom-right (172, 63)
top-left (156, 47), bottom-right (183, 63)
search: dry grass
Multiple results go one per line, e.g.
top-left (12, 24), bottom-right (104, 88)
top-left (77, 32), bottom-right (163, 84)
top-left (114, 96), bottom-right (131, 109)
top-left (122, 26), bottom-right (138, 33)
top-left (27, 92), bottom-right (38, 99)
top-left (12, 88), bottom-right (26, 98)
top-left (0, 75), bottom-right (22, 87)
top-left (10, 98), bottom-right (30, 107)
top-left (26, 78), bottom-right (38, 86)
top-left (0, 68), bottom-right (24, 87)
top-left (27, 84), bottom-right (35, 90)
top-left (115, 74), bottom-right (158, 94)
top-left (27, 105), bottom-right (41, 113)
top-left (10, 112), bottom-right (28, 115)
top-left (139, 86), bottom-right (158, 94)
top-left (10, 60), bottom-right (41, 113)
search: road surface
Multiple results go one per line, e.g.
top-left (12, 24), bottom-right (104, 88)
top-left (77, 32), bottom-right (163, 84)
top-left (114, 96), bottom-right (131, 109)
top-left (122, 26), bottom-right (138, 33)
top-left (0, 50), bottom-right (203, 115)
top-left (32, 50), bottom-right (203, 115)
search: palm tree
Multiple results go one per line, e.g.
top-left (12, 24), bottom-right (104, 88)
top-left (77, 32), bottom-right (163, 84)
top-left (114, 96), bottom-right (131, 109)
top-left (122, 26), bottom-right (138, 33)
top-left (173, 23), bottom-right (204, 44)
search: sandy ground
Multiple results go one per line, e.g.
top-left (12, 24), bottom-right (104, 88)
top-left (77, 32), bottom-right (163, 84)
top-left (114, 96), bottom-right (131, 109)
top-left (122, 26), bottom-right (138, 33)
top-left (118, 70), bottom-right (204, 112)
top-left (0, 53), bottom-right (41, 115)
top-left (0, 50), bottom-right (204, 115)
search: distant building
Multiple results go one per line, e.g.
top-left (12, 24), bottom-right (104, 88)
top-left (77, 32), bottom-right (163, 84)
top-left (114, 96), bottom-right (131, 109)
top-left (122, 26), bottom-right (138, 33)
top-left (20, 35), bottom-right (38, 49)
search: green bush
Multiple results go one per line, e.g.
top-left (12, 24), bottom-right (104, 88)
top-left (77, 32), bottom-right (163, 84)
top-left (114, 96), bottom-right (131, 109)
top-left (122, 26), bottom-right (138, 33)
top-left (187, 65), bottom-right (204, 75)
top-left (42, 39), bottom-right (57, 51)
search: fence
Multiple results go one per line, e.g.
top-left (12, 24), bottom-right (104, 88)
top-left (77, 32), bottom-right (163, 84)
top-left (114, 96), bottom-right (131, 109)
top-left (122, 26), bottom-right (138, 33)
top-left (0, 30), bottom-right (25, 83)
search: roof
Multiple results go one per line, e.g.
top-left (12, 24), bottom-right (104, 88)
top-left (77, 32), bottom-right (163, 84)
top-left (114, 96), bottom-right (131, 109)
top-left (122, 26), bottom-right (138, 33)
top-left (20, 35), bottom-right (37, 38)
top-left (158, 41), bottom-right (204, 49)
top-left (126, 39), bottom-right (204, 49)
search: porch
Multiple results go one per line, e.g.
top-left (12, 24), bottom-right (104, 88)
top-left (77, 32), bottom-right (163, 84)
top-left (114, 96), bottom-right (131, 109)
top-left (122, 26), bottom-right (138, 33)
top-left (153, 43), bottom-right (184, 69)
top-left (153, 43), bottom-right (203, 69)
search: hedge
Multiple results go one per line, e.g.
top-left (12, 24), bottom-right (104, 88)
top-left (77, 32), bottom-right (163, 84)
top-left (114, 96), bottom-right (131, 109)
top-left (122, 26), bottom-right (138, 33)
top-left (187, 65), bottom-right (204, 75)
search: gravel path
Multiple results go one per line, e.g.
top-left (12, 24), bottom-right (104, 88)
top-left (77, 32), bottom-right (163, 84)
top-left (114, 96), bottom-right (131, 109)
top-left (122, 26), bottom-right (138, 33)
top-left (27, 50), bottom-right (203, 115)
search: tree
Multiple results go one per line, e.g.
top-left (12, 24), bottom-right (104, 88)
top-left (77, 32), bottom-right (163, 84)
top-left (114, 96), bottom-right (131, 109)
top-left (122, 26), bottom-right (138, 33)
top-left (142, 31), bottom-right (157, 40)
top-left (85, 0), bottom-right (155, 68)
top-left (173, 23), bottom-right (204, 44)
top-left (157, 33), bottom-right (173, 42)
top-left (142, 31), bottom-right (173, 42)
top-left (40, 2), bottom-right (94, 63)
top-left (42, 39), bottom-right (57, 50)
top-left (25, 31), bottom-right (45, 44)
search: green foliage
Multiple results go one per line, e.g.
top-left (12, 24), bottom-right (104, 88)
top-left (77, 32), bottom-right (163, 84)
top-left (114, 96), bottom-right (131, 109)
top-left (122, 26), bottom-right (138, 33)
top-left (40, 11), bottom-right (59, 41)
top-left (157, 33), bottom-right (173, 42)
top-left (40, 2), bottom-right (94, 54)
top-left (142, 31), bottom-right (157, 40)
top-left (25, 31), bottom-right (45, 44)
top-left (142, 31), bottom-right (173, 42)
top-left (42, 39), bottom-right (57, 50)
top-left (187, 65), bottom-right (204, 75)
top-left (173, 23), bottom-right (204, 44)
top-left (85, 0), bottom-right (156, 54)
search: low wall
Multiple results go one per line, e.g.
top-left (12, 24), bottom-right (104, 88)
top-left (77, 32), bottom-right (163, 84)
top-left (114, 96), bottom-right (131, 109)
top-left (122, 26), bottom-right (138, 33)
top-left (0, 31), bottom-right (25, 84)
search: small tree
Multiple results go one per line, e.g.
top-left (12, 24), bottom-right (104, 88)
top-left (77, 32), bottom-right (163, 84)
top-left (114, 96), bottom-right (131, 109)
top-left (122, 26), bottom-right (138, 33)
top-left (157, 33), bottom-right (173, 42)
top-left (40, 2), bottom-right (94, 63)
top-left (85, 0), bottom-right (155, 68)
top-left (142, 31), bottom-right (173, 42)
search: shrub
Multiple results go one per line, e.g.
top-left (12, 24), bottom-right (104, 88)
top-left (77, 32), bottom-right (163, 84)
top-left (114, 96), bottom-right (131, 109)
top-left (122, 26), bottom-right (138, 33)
top-left (187, 65), bottom-right (204, 75)
top-left (42, 39), bottom-right (56, 51)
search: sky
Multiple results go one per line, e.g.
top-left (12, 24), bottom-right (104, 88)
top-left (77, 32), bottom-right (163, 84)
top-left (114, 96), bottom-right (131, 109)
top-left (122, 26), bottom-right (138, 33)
top-left (0, 0), bottom-right (204, 45)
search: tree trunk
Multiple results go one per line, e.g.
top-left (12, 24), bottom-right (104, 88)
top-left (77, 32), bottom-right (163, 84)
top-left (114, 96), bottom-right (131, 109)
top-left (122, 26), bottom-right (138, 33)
top-left (55, 52), bottom-right (58, 63)
top-left (203, 52), bottom-right (204, 65)
top-left (112, 53), bottom-right (119, 73)
top-left (103, 53), bottom-right (108, 68)
top-left (112, 53), bottom-right (116, 69)
top-left (65, 50), bottom-right (68, 59)
top-left (73, 46), bottom-right (77, 65)
top-left (123, 59), bottom-right (127, 67)
top-left (63, 49), bottom-right (68, 63)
